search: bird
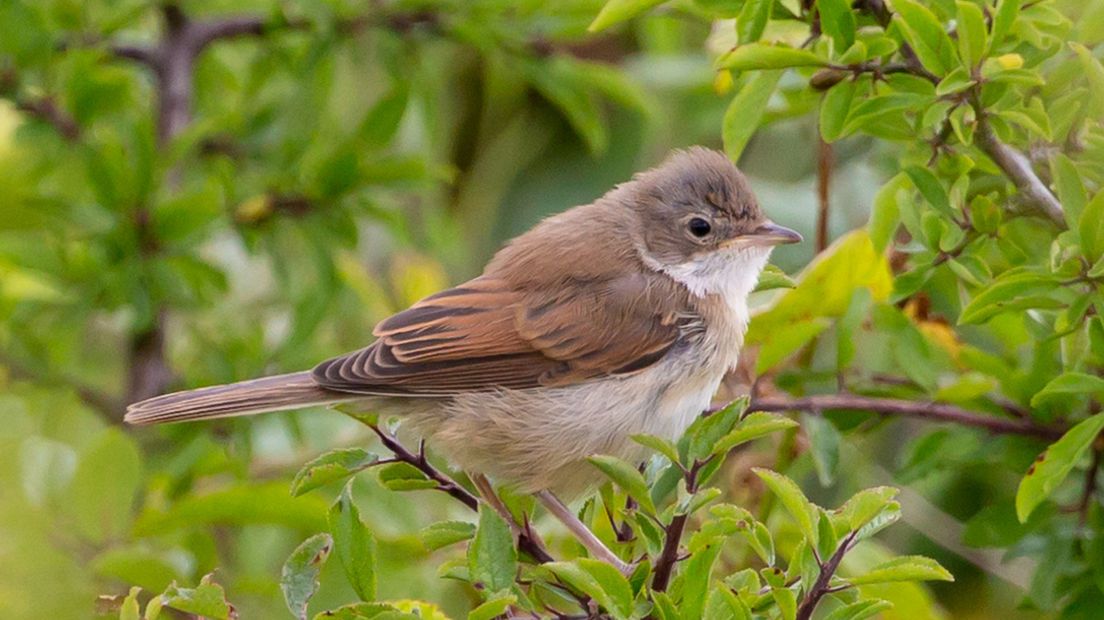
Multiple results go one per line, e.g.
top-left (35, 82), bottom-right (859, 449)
top-left (125, 147), bottom-right (801, 571)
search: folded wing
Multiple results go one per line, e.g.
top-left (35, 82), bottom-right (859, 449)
top-left (312, 274), bottom-right (684, 395)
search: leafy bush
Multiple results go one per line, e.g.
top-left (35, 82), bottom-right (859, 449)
top-left (1, 0), bottom-right (1103, 618)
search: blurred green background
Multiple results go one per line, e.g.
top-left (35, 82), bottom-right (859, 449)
top-left (2, 0), bottom-right (1097, 617)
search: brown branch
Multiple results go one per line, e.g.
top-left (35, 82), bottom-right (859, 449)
top-left (795, 531), bottom-right (857, 620)
top-left (1078, 443), bottom-right (1103, 525)
top-left (9, 89), bottom-right (81, 141)
top-left (652, 458), bottom-right (705, 591)
top-left (815, 137), bottom-right (832, 252)
top-left (749, 394), bottom-right (1066, 440)
top-left (367, 423), bottom-right (555, 564)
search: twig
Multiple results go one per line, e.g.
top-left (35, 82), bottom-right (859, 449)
top-left (0, 351), bottom-right (121, 419)
top-left (815, 136), bottom-right (832, 252)
top-left (1078, 444), bottom-right (1103, 525)
top-left (366, 423), bottom-right (554, 564)
top-left (795, 531), bottom-right (857, 620)
top-left (974, 118), bottom-right (1065, 227)
top-left (651, 458), bottom-right (707, 591)
top-left (749, 394), bottom-right (1066, 440)
top-left (12, 94), bottom-right (81, 141)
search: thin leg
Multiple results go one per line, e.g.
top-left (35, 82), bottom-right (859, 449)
top-left (472, 473), bottom-right (539, 543)
top-left (537, 490), bottom-right (631, 575)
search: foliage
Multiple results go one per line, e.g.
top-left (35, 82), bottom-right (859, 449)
top-left (1, 0), bottom-right (1102, 618)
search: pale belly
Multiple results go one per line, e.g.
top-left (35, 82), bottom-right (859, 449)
top-left (402, 345), bottom-right (729, 497)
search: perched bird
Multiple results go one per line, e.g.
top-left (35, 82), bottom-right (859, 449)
top-left (126, 147), bottom-right (800, 570)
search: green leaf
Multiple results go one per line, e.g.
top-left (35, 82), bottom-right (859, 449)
top-left (162, 574), bottom-right (234, 620)
top-left (66, 428), bottom-right (141, 544)
top-left (135, 482), bottom-right (328, 535)
top-left (545, 559), bottom-right (634, 620)
top-left (377, 462), bottom-right (437, 491)
top-left (631, 434), bottom-right (680, 464)
top-left (420, 521), bottom-right (476, 551)
top-left (820, 79), bottom-right (857, 142)
top-left (689, 397), bottom-right (748, 460)
top-left (742, 520), bottom-right (776, 565)
top-left (1016, 414), bottom-right (1104, 522)
top-left (291, 448), bottom-right (380, 497)
top-left (1050, 153), bottom-right (1087, 228)
top-left (704, 587), bottom-right (752, 620)
top-left (589, 0), bottom-right (668, 32)
top-left (468, 507), bottom-right (517, 593)
top-left (467, 595), bottom-right (516, 620)
top-left (869, 174), bottom-right (908, 251)
top-left (588, 455), bottom-right (657, 515)
top-left (359, 86), bottom-right (409, 148)
top-left (329, 484), bottom-right (377, 602)
top-left (1080, 191), bottom-right (1104, 264)
top-left (681, 541), bottom-right (723, 618)
top-left (823, 599), bottom-right (894, 620)
top-left (890, 0), bottom-right (957, 76)
top-left (772, 587), bottom-right (797, 620)
top-left (903, 165), bottom-right (954, 219)
top-left (716, 44), bottom-right (826, 71)
top-left (755, 263), bottom-right (797, 292)
top-left (848, 555), bottom-right (954, 585)
top-left (119, 586), bottom-right (141, 620)
top-left (955, 1), bottom-right (987, 68)
top-left (838, 487), bottom-right (900, 531)
top-left (1073, 41), bottom-right (1104, 118)
top-left (713, 411), bottom-right (799, 455)
top-left (723, 70), bottom-right (783, 162)
top-left (737, 0), bottom-right (774, 43)
top-left (958, 271), bottom-right (1061, 324)
top-left (803, 414), bottom-right (841, 486)
top-left (989, 0), bottom-right (1021, 52)
top-left (282, 533), bottom-right (333, 620)
top-left (311, 602), bottom-right (417, 620)
top-left (1031, 372), bottom-right (1104, 407)
top-left (753, 469), bottom-right (819, 546)
top-left (818, 0), bottom-right (856, 50)
top-left (755, 317), bottom-right (831, 374)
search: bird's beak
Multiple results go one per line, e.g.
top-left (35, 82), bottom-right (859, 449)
top-left (724, 221), bottom-right (802, 248)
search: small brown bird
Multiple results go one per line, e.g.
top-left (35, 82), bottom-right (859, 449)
top-left (126, 147), bottom-right (800, 570)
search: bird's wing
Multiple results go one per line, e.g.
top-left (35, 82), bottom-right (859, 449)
top-left (311, 274), bottom-right (685, 395)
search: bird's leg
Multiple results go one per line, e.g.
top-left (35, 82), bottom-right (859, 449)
top-left (536, 490), bottom-right (632, 575)
top-left (471, 473), bottom-right (533, 542)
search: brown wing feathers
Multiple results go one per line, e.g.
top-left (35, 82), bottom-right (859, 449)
top-left (312, 273), bottom-right (684, 395)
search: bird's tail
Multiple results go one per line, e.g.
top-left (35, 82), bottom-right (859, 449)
top-left (125, 371), bottom-right (351, 426)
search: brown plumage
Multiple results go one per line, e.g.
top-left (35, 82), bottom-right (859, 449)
top-left (125, 146), bottom-right (799, 500)
top-left (128, 147), bottom-right (768, 425)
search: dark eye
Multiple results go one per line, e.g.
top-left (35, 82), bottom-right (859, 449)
top-left (688, 217), bottom-right (712, 238)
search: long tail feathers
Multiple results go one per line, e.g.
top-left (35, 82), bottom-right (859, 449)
top-left (125, 371), bottom-right (350, 426)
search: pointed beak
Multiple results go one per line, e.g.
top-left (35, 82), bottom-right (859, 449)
top-left (745, 221), bottom-right (803, 246)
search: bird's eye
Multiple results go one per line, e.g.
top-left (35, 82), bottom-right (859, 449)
top-left (688, 217), bottom-right (712, 238)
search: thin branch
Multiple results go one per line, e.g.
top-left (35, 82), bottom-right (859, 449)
top-left (795, 531), bottom-right (857, 620)
top-left (1078, 444), bottom-right (1102, 525)
top-left (13, 94), bottom-right (81, 141)
top-left (108, 43), bottom-right (157, 65)
top-left (367, 423), bottom-right (554, 564)
top-left (189, 15), bottom-right (268, 51)
top-left (975, 117), bottom-right (1065, 227)
top-left (0, 352), bottom-right (121, 420)
top-left (815, 136), bottom-right (832, 252)
top-left (749, 394), bottom-right (1066, 440)
top-left (651, 459), bottom-right (705, 591)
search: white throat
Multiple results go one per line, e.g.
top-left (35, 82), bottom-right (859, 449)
top-left (652, 246), bottom-right (771, 299)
